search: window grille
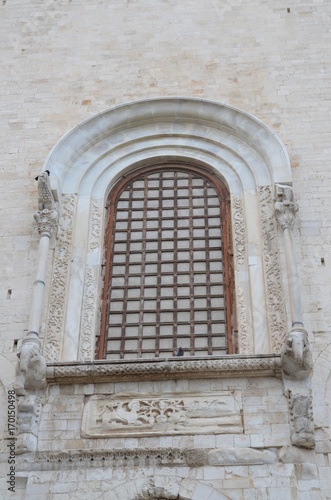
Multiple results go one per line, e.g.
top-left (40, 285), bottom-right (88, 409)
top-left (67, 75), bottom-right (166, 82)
top-left (96, 165), bottom-right (233, 359)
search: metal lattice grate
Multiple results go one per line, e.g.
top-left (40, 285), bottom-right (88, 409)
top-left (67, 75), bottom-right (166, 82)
top-left (101, 169), bottom-right (230, 359)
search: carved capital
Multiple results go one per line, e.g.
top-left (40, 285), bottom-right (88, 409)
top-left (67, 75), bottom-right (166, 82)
top-left (34, 208), bottom-right (58, 237)
top-left (274, 184), bottom-right (298, 231)
top-left (281, 327), bottom-right (313, 379)
top-left (34, 171), bottom-right (58, 237)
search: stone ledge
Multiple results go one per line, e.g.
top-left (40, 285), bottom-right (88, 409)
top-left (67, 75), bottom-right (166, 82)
top-left (46, 354), bottom-right (282, 384)
top-left (18, 445), bottom-right (315, 472)
top-left (18, 448), bottom-right (207, 471)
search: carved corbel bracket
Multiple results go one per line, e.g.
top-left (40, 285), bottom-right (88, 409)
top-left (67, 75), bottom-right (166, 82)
top-left (281, 327), bottom-right (313, 379)
top-left (14, 336), bottom-right (46, 453)
top-left (281, 328), bottom-right (315, 449)
top-left (274, 184), bottom-right (298, 231)
top-left (14, 337), bottom-right (47, 396)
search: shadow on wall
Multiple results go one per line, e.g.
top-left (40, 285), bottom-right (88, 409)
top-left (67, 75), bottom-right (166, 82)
top-left (0, 355), bottom-right (16, 453)
top-left (312, 344), bottom-right (331, 440)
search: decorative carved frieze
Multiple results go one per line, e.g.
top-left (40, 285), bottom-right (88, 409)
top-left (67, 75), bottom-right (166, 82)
top-left (232, 195), bottom-right (246, 267)
top-left (258, 186), bottom-right (287, 353)
top-left (18, 445), bottom-right (282, 471)
top-left (46, 355), bottom-right (282, 384)
top-left (82, 392), bottom-right (243, 437)
top-left (236, 287), bottom-right (253, 354)
top-left (77, 200), bottom-right (102, 361)
top-left (79, 266), bottom-right (96, 362)
top-left (88, 200), bottom-right (102, 251)
top-left (45, 194), bottom-right (76, 361)
top-left (19, 448), bottom-right (207, 471)
top-left (274, 184), bottom-right (298, 231)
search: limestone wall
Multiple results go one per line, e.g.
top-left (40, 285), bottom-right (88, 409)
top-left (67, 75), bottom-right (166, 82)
top-left (1, 0), bottom-right (331, 498)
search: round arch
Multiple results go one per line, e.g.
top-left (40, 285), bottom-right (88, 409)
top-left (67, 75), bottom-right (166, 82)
top-left (44, 97), bottom-right (291, 198)
top-left (41, 98), bottom-right (291, 362)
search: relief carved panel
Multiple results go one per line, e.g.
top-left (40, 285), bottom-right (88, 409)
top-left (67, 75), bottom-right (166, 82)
top-left (258, 186), bottom-right (287, 353)
top-left (236, 287), bottom-right (253, 354)
top-left (45, 194), bottom-right (76, 361)
top-left (82, 392), bottom-right (243, 437)
top-left (88, 200), bottom-right (102, 251)
top-left (79, 266), bottom-right (97, 361)
top-left (232, 195), bottom-right (246, 267)
top-left (231, 195), bottom-right (253, 354)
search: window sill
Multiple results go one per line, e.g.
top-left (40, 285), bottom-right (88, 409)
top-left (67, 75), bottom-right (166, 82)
top-left (46, 354), bottom-right (281, 384)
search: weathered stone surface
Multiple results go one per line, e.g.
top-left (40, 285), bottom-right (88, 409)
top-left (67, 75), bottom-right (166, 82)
top-left (281, 329), bottom-right (313, 379)
top-left (1, 1), bottom-right (331, 498)
top-left (207, 447), bottom-right (277, 465)
top-left (14, 338), bottom-right (46, 395)
top-left (279, 446), bottom-right (316, 464)
top-left (82, 392), bottom-right (243, 438)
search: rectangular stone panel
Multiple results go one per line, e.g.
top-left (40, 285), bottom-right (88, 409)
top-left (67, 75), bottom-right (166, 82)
top-left (81, 392), bottom-right (243, 438)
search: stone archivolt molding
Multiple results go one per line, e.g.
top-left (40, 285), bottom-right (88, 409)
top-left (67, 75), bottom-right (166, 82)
top-left (46, 355), bottom-right (281, 384)
top-left (259, 186), bottom-right (287, 353)
top-left (45, 194), bottom-right (76, 361)
top-left (41, 98), bottom-right (293, 361)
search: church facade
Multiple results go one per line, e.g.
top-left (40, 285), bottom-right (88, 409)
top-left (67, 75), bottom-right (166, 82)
top-left (1, 1), bottom-right (331, 498)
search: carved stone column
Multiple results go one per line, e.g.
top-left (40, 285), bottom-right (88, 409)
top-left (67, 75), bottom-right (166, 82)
top-left (14, 172), bottom-right (58, 396)
top-left (274, 184), bottom-right (314, 449)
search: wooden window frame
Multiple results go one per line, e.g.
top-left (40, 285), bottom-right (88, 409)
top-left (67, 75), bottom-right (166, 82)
top-left (95, 163), bottom-right (234, 360)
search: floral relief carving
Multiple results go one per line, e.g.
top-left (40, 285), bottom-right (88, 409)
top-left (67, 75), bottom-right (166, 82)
top-left (236, 287), bottom-right (253, 354)
top-left (82, 393), bottom-right (242, 437)
top-left (79, 266), bottom-right (96, 361)
top-left (45, 194), bottom-right (76, 361)
top-left (88, 200), bottom-right (102, 251)
top-left (232, 195), bottom-right (246, 267)
top-left (258, 186), bottom-right (287, 353)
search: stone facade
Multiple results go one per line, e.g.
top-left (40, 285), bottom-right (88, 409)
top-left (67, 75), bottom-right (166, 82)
top-left (1, 1), bottom-right (331, 499)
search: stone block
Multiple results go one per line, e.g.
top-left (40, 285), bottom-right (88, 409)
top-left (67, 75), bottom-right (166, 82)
top-left (203, 466), bottom-right (225, 480)
top-left (191, 483), bottom-right (216, 500)
top-left (207, 448), bottom-right (277, 466)
top-left (279, 446), bottom-right (316, 464)
top-left (51, 482), bottom-right (77, 493)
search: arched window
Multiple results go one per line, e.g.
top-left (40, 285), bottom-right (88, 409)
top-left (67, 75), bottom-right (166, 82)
top-left (41, 98), bottom-right (292, 365)
top-left (96, 164), bottom-right (234, 360)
